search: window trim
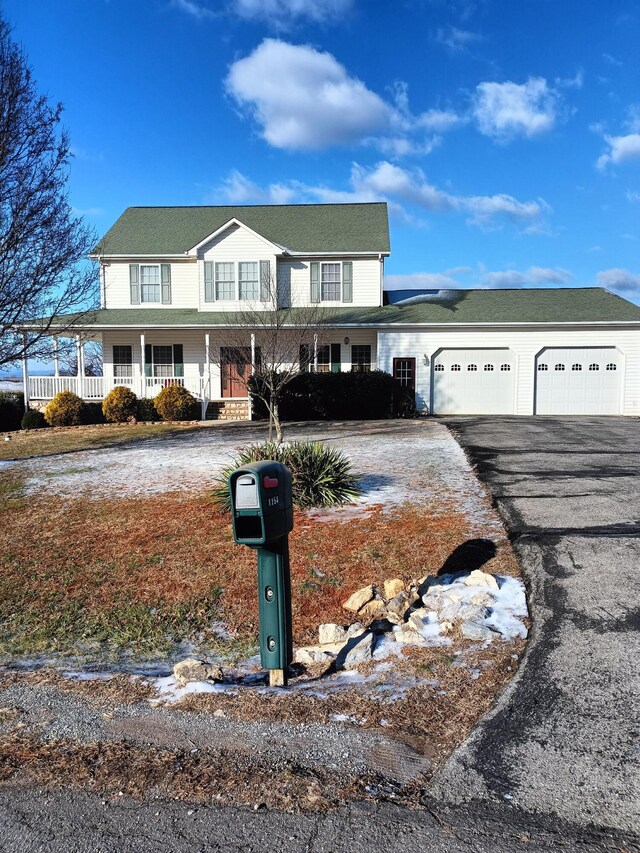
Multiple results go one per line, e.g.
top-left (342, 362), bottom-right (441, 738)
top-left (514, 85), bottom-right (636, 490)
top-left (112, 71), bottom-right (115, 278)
top-left (320, 262), bottom-right (342, 302)
top-left (139, 264), bottom-right (161, 303)
top-left (351, 344), bottom-right (372, 373)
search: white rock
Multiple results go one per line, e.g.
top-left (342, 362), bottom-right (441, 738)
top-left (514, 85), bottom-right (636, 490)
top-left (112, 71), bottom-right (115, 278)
top-left (464, 570), bottom-right (500, 591)
top-left (386, 591), bottom-right (412, 621)
top-left (383, 578), bottom-right (405, 600)
top-left (393, 626), bottom-right (424, 645)
top-left (439, 600), bottom-right (462, 622)
top-left (294, 646), bottom-right (336, 665)
top-left (346, 622), bottom-right (364, 638)
top-left (173, 659), bottom-right (222, 685)
top-left (336, 632), bottom-right (375, 670)
top-left (458, 604), bottom-right (490, 622)
top-left (442, 590), bottom-right (463, 603)
top-left (343, 585), bottom-right (374, 613)
top-left (470, 591), bottom-right (495, 607)
top-left (318, 623), bottom-right (347, 645)
top-left (461, 621), bottom-right (496, 642)
top-left (408, 609), bottom-right (429, 632)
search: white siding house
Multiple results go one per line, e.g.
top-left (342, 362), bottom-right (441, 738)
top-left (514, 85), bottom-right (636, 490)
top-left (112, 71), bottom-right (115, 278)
top-left (20, 202), bottom-right (640, 418)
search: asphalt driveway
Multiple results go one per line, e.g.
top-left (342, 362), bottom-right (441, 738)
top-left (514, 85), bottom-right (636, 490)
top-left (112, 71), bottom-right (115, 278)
top-left (433, 416), bottom-right (640, 838)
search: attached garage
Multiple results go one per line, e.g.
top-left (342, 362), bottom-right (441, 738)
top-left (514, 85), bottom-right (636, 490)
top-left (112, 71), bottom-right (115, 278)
top-left (535, 347), bottom-right (622, 415)
top-left (432, 348), bottom-right (516, 415)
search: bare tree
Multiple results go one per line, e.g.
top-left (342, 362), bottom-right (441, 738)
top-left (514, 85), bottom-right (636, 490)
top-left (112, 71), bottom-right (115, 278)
top-left (211, 270), bottom-right (335, 443)
top-left (59, 340), bottom-right (103, 377)
top-left (0, 16), bottom-right (99, 367)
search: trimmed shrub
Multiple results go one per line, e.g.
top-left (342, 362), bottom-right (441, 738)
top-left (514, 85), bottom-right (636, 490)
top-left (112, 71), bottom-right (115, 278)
top-left (21, 409), bottom-right (47, 430)
top-left (249, 370), bottom-right (396, 422)
top-left (82, 402), bottom-right (106, 425)
top-left (102, 386), bottom-right (139, 423)
top-left (212, 440), bottom-right (360, 510)
top-left (137, 397), bottom-right (160, 422)
top-left (44, 391), bottom-right (85, 426)
top-left (153, 385), bottom-right (198, 421)
top-left (0, 391), bottom-right (24, 431)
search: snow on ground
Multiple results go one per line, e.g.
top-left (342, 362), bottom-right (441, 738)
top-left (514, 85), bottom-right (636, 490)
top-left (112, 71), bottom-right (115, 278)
top-left (1, 420), bottom-right (498, 525)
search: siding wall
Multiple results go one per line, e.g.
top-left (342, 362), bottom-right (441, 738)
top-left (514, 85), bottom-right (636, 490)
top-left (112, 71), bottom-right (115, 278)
top-left (278, 257), bottom-right (382, 308)
top-left (377, 325), bottom-right (640, 415)
top-left (104, 259), bottom-right (198, 309)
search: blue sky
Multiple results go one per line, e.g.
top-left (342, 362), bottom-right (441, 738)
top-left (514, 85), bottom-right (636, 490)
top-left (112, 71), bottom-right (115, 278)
top-left (4, 0), bottom-right (640, 302)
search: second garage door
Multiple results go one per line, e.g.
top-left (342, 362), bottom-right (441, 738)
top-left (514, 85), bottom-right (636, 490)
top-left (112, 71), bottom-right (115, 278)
top-left (535, 347), bottom-right (622, 415)
top-left (432, 349), bottom-right (516, 414)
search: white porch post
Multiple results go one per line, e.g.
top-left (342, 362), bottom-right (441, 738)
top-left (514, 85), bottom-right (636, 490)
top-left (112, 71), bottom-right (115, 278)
top-left (313, 333), bottom-right (318, 372)
top-left (249, 331), bottom-right (256, 421)
top-left (21, 333), bottom-right (29, 412)
top-left (75, 335), bottom-right (83, 399)
top-left (53, 336), bottom-right (60, 378)
top-left (140, 332), bottom-right (146, 398)
top-left (202, 332), bottom-right (210, 420)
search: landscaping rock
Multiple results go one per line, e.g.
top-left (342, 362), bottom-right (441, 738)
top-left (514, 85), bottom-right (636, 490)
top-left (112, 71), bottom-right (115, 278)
top-left (407, 608), bottom-right (430, 632)
top-left (470, 591), bottom-right (495, 607)
top-left (173, 659), bottom-right (223, 685)
top-left (460, 621), bottom-right (496, 642)
top-left (369, 618), bottom-right (394, 634)
top-left (294, 646), bottom-right (336, 666)
top-left (393, 625), bottom-right (423, 645)
top-left (342, 585), bottom-right (374, 613)
top-left (335, 632), bottom-right (375, 670)
top-left (346, 622), bottom-right (364, 638)
top-left (359, 599), bottom-right (385, 620)
top-left (464, 569), bottom-right (500, 591)
top-left (458, 604), bottom-right (490, 622)
top-left (386, 591), bottom-right (412, 622)
top-left (383, 578), bottom-right (405, 600)
top-left (438, 600), bottom-right (462, 622)
top-left (318, 623), bottom-right (347, 645)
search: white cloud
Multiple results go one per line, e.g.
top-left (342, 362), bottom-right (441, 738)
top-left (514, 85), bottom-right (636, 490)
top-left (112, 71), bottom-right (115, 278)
top-left (603, 53), bottom-right (623, 67)
top-left (217, 161), bottom-right (549, 233)
top-left (434, 26), bottom-right (482, 51)
top-left (596, 268), bottom-right (640, 294)
top-left (226, 40), bottom-right (392, 150)
top-left (71, 206), bottom-right (106, 217)
top-left (231, 0), bottom-right (352, 27)
top-left (473, 77), bottom-right (559, 141)
top-left (172, 0), bottom-right (216, 20)
top-left (626, 190), bottom-right (640, 202)
top-left (416, 108), bottom-right (464, 132)
top-left (481, 266), bottom-right (572, 289)
top-left (385, 273), bottom-right (459, 290)
top-left (596, 133), bottom-right (640, 170)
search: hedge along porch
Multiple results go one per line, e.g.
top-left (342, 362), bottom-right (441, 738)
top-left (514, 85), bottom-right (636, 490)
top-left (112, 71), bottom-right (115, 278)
top-left (24, 322), bottom-right (379, 420)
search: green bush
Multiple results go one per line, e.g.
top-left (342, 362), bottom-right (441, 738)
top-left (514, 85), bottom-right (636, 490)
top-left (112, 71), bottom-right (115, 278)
top-left (153, 385), bottom-right (198, 421)
top-left (81, 402), bottom-right (106, 425)
top-left (249, 370), bottom-right (396, 421)
top-left (212, 440), bottom-right (360, 511)
top-left (21, 409), bottom-right (47, 429)
top-left (102, 386), bottom-right (139, 423)
top-left (44, 391), bottom-right (85, 426)
top-left (0, 391), bottom-right (24, 431)
top-left (137, 397), bottom-right (160, 422)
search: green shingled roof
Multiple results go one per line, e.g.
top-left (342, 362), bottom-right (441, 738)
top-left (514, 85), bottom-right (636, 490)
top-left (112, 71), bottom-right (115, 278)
top-left (28, 289), bottom-right (640, 330)
top-left (92, 203), bottom-right (390, 256)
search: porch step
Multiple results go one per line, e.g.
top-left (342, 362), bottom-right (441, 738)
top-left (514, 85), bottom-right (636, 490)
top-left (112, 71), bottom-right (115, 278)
top-left (206, 400), bottom-right (250, 421)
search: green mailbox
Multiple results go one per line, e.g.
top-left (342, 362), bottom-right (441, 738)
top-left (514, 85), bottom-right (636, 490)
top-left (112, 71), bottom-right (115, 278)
top-left (229, 461), bottom-right (293, 686)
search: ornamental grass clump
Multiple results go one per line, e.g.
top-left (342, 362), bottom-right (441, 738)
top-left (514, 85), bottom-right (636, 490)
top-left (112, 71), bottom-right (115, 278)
top-left (44, 391), bottom-right (85, 426)
top-left (102, 386), bottom-right (138, 423)
top-left (212, 440), bottom-right (361, 511)
top-left (153, 385), bottom-right (197, 421)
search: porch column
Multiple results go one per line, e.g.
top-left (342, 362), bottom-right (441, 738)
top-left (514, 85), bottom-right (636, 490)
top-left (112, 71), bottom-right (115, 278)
top-left (313, 333), bottom-right (318, 372)
top-left (75, 335), bottom-right (84, 399)
top-left (202, 332), bottom-right (211, 420)
top-left (248, 332), bottom-right (256, 421)
top-left (53, 336), bottom-right (60, 378)
top-left (21, 333), bottom-right (29, 412)
top-left (140, 332), bottom-right (146, 398)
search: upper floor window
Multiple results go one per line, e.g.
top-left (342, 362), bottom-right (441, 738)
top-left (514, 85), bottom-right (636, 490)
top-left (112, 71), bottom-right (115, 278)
top-left (239, 262), bottom-right (259, 300)
top-left (321, 263), bottom-right (341, 301)
top-left (351, 344), bottom-right (371, 372)
top-left (215, 262), bottom-right (235, 300)
top-left (140, 265), bottom-right (160, 303)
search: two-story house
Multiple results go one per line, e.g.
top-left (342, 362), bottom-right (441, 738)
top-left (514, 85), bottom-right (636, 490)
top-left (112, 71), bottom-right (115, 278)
top-left (21, 201), bottom-right (640, 417)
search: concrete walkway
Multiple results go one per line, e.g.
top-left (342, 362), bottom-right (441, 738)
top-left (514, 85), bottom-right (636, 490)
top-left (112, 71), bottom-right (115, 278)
top-left (433, 416), bottom-right (640, 837)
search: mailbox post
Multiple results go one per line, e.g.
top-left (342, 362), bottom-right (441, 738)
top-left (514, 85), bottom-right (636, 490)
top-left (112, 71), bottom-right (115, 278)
top-left (229, 461), bottom-right (294, 687)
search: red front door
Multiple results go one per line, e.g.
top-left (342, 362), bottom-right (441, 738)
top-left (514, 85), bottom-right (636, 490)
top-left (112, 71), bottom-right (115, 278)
top-left (221, 348), bottom-right (251, 398)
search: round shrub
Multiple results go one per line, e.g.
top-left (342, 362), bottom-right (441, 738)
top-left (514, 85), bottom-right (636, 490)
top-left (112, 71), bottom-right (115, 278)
top-left (212, 440), bottom-right (360, 510)
top-left (136, 397), bottom-right (160, 422)
top-left (102, 386), bottom-right (139, 423)
top-left (81, 402), bottom-right (106, 425)
top-left (21, 409), bottom-right (47, 430)
top-left (44, 391), bottom-right (85, 426)
top-left (0, 391), bottom-right (24, 431)
top-left (153, 385), bottom-right (197, 421)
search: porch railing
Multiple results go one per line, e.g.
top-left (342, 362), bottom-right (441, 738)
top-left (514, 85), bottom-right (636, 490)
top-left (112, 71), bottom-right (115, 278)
top-left (28, 375), bottom-right (207, 402)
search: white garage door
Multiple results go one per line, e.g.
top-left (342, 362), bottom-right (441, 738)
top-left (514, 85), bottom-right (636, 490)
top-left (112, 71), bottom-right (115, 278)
top-left (432, 349), bottom-right (516, 414)
top-left (535, 347), bottom-right (622, 415)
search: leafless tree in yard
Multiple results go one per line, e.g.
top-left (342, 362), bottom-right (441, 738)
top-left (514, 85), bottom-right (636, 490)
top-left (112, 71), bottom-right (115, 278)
top-left (211, 269), bottom-right (335, 443)
top-left (59, 340), bottom-right (103, 377)
top-left (0, 16), bottom-right (99, 367)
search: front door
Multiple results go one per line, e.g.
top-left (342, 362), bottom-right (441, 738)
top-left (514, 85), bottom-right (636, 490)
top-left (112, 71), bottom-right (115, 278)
top-left (221, 347), bottom-right (251, 398)
top-left (393, 357), bottom-right (416, 416)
